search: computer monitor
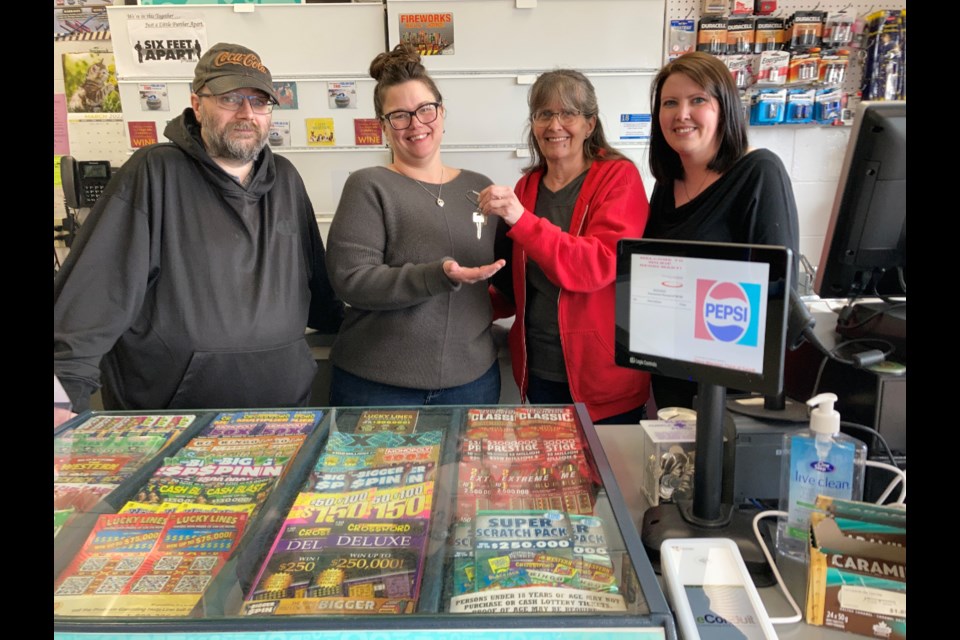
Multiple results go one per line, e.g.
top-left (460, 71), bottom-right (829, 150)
top-left (614, 238), bottom-right (792, 581)
top-left (815, 100), bottom-right (906, 299)
top-left (615, 240), bottom-right (791, 397)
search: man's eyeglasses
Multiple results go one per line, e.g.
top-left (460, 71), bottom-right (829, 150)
top-left (382, 102), bottom-right (442, 130)
top-left (531, 109), bottom-right (584, 125)
top-left (197, 92), bottom-right (276, 114)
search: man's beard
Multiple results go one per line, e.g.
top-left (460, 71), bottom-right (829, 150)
top-left (199, 111), bottom-right (268, 164)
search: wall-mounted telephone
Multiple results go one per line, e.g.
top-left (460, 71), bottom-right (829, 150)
top-left (61, 156), bottom-right (112, 209)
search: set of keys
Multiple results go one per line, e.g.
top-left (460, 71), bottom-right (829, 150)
top-left (472, 210), bottom-right (488, 239)
top-left (468, 190), bottom-right (488, 240)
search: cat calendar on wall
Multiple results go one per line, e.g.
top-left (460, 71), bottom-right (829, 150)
top-left (63, 51), bottom-right (122, 117)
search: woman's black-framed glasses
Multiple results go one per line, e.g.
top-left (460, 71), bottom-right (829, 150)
top-left (382, 102), bottom-right (442, 130)
top-left (531, 109), bottom-right (584, 125)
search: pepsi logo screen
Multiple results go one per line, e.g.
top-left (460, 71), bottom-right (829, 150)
top-left (615, 239), bottom-right (790, 397)
top-left (626, 255), bottom-right (770, 375)
top-left (695, 280), bottom-right (761, 347)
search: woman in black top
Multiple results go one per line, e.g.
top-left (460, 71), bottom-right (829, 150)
top-left (645, 52), bottom-right (800, 409)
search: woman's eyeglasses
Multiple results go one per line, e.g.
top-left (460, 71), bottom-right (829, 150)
top-left (382, 102), bottom-right (442, 130)
top-left (531, 109), bottom-right (584, 125)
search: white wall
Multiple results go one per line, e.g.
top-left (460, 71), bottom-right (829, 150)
top-left (749, 126), bottom-right (851, 269)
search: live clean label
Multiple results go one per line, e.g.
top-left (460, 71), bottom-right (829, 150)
top-left (785, 435), bottom-right (857, 542)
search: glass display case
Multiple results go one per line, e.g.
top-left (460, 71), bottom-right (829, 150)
top-left (54, 405), bottom-right (677, 639)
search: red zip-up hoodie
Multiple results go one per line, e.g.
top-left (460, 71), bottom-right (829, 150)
top-left (493, 155), bottom-right (652, 421)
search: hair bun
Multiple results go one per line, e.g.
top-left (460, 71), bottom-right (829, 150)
top-left (369, 43), bottom-right (424, 82)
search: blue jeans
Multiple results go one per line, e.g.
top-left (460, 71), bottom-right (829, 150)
top-left (330, 362), bottom-right (501, 407)
top-left (526, 373), bottom-right (647, 425)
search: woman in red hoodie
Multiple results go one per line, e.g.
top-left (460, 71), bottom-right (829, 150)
top-left (478, 70), bottom-right (651, 424)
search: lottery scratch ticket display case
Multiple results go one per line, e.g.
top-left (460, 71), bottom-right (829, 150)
top-left (54, 405), bottom-right (677, 639)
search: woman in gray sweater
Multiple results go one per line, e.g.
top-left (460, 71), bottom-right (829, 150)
top-left (325, 44), bottom-right (505, 407)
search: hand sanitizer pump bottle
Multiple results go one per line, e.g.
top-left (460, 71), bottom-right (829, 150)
top-left (777, 393), bottom-right (866, 561)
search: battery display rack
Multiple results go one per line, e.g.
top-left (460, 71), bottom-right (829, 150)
top-left (693, 8), bottom-right (905, 127)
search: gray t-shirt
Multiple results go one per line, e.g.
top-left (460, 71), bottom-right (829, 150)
top-left (325, 166), bottom-right (497, 390)
top-left (525, 170), bottom-right (588, 382)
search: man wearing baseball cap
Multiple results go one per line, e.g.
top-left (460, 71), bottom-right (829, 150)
top-left (54, 43), bottom-right (343, 418)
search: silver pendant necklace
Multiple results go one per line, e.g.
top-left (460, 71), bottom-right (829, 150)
top-left (395, 165), bottom-right (444, 207)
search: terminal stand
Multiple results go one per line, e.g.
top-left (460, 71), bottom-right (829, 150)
top-left (641, 382), bottom-right (775, 587)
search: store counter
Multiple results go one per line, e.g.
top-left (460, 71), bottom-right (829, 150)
top-left (54, 405), bottom-right (881, 639)
top-left (54, 405), bottom-right (677, 639)
top-left (594, 422), bottom-right (879, 640)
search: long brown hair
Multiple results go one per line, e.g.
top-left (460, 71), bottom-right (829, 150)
top-left (649, 52), bottom-right (748, 182)
top-left (524, 69), bottom-right (627, 174)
